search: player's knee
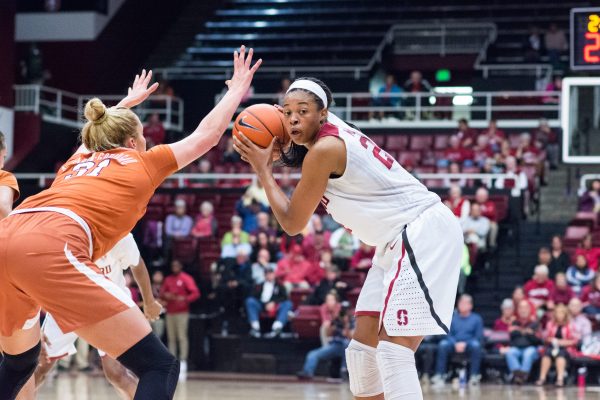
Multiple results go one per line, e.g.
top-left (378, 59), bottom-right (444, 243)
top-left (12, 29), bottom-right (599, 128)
top-left (376, 341), bottom-right (421, 400)
top-left (0, 342), bottom-right (41, 399)
top-left (345, 339), bottom-right (383, 397)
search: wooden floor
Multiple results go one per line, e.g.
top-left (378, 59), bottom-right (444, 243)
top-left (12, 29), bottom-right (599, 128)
top-left (35, 372), bottom-right (600, 399)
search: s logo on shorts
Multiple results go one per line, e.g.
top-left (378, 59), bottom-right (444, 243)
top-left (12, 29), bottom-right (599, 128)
top-left (397, 309), bottom-right (409, 326)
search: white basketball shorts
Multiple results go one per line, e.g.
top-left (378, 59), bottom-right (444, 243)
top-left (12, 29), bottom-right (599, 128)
top-left (355, 202), bottom-right (463, 336)
top-left (43, 313), bottom-right (108, 358)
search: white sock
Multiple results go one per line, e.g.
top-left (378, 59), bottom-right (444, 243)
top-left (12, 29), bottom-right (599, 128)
top-left (180, 360), bottom-right (188, 373)
top-left (272, 320), bottom-right (283, 331)
top-left (251, 321), bottom-right (260, 330)
top-left (376, 341), bottom-right (422, 400)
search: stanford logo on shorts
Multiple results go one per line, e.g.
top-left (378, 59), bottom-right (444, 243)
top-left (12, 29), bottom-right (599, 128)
top-left (397, 309), bottom-right (409, 326)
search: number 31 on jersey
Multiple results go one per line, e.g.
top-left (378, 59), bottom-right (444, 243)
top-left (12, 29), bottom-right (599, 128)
top-left (65, 159), bottom-right (111, 180)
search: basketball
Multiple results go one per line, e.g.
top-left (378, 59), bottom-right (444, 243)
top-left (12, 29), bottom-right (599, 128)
top-left (233, 104), bottom-right (288, 148)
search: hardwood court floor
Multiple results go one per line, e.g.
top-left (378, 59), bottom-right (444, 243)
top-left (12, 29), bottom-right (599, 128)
top-left (36, 372), bottom-right (600, 399)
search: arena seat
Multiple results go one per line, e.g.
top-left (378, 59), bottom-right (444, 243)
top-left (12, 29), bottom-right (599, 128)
top-left (396, 151), bottom-right (422, 165)
top-left (564, 226), bottom-right (590, 247)
top-left (290, 288), bottom-right (313, 310)
top-left (434, 135), bottom-right (450, 150)
top-left (570, 212), bottom-right (598, 231)
top-left (144, 205), bottom-right (165, 221)
top-left (409, 135), bottom-right (433, 151)
top-left (291, 305), bottom-right (322, 339)
top-left (172, 238), bottom-right (198, 265)
top-left (386, 135), bottom-right (410, 151)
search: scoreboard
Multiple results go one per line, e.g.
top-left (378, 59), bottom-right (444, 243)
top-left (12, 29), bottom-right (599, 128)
top-left (571, 8), bottom-right (600, 70)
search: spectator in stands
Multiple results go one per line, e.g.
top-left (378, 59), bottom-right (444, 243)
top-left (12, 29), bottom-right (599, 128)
top-left (544, 23), bottom-right (568, 68)
top-left (191, 159), bottom-right (216, 185)
top-left (472, 135), bottom-right (494, 168)
top-left (493, 298), bottom-right (515, 332)
top-left (549, 272), bottom-right (574, 308)
top-left (549, 235), bottom-right (571, 278)
top-left (151, 270), bottom-right (166, 339)
top-left (568, 297), bottom-right (592, 344)
top-left (461, 203), bottom-right (491, 252)
top-left (279, 167), bottom-right (295, 197)
top-left (223, 137), bottom-right (241, 164)
top-left (221, 215), bottom-right (252, 259)
top-left (243, 180), bottom-right (270, 208)
top-left (416, 336), bottom-right (443, 384)
top-left (245, 266), bottom-right (292, 338)
top-left (191, 201), bottom-right (217, 238)
top-left (579, 179), bottom-right (600, 213)
top-left (297, 299), bottom-right (353, 381)
top-left (505, 299), bottom-right (541, 384)
top-left (581, 273), bottom-right (600, 315)
top-left (474, 187), bottom-right (498, 248)
top-left (537, 247), bottom-right (552, 274)
top-left (536, 304), bottom-right (579, 387)
top-left (236, 198), bottom-right (269, 234)
top-left (329, 225), bottom-right (359, 271)
top-left (442, 135), bottom-right (473, 167)
top-left (444, 184), bottom-right (471, 221)
top-left (512, 286), bottom-right (537, 318)
top-left (542, 77), bottom-right (562, 105)
top-left (319, 292), bottom-right (342, 344)
top-left (303, 229), bottom-right (331, 265)
top-left (494, 156), bottom-right (529, 199)
top-left (251, 211), bottom-right (276, 238)
top-left (350, 241), bottom-right (375, 271)
top-left (160, 259), bottom-right (200, 376)
top-left (442, 162), bottom-right (467, 188)
top-left (480, 119), bottom-right (506, 152)
top-left (403, 70), bottom-right (432, 93)
top-left (308, 265), bottom-right (348, 305)
top-left (533, 118), bottom-right (559, 170)
top-left (524, 25), bottom-right (543, 62)
top-left (566, 254), bottom-right (595, 296)
top-left (524, 265), bottom-right (555, 310)
top-left (276, 244), bottom-right (312, 292)
top-left (576, 234), bottom-right (600, 271)
top-left (164, 198), bottom-right (193, 259)
top-left (251, 231), bottom-right (279, 263)
top-left (216, 248), bottom-right (253, 325)
top-left (370, 73), bottom-right (403, 121)
top-left (143, 113), bottom-right (165, 148)
top-left (432, 294), bottom-right (484, 387)
top-left (456, 118), bottom-right (478, 148)
top-left (251, 248), bottom-right (277, 285)
top-left (515, 132), bottom-right (541, 166)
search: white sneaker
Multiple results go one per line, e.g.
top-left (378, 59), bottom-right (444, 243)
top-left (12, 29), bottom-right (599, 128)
top-left (180, 360), bottom-right (188, 373)
top-left (431, 374), bottom-right (445, 389)
top-left (469, 375), bottom-right (481, 387)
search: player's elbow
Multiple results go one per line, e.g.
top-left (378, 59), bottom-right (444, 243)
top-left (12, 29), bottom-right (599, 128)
top-left (280, 220), bottom-right (305, 237)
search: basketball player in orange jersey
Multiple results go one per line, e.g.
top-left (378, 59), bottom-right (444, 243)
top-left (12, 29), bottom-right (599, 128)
top-left (0, 45), bottom-right (261, 400)
top-left (234, 77), bottom-right (463, 400)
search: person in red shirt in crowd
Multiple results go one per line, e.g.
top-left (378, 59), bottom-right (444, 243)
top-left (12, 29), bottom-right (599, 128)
top-left (524, 265), bottom-right (555, 310)
top-left (533, 118), bottom-right (559, 170)
top-left (456, 118), bottom-right (478, 147)
top-left (191, 201), bottom-right (218, 238)
top-left (581, 273), bottom-right (600, 315)
top-left (512, 286), bottom-right (537, 318)
top-left (319, 292), bottom-right (343, 345)
top-left (575, 234), bottom-right (600, 272)
top-left (143, 113), bottom-right (166, 148)
top-left (302, 229), bottom-right (332, 264)
top-left (472, 135), bottom-right (495, 167)
top-left (443, 135), bottom-right (474, 165)
top-left (444, 184), bottom-right (471, 221)
top-left (515, 132), bottom-right (542, 165)
top-left (480, 119), bottom-right (506, 152)
top-left (276, 244), bottom-right (312, 292)
top-left (350, 241), bottom-right (375, 271)
top-left (493, 298), bottom-right (515, 332)
top-left (548, 272), bottom-right (574, 309)
top-left (474, 187), bottom-right (498, 248)
top-left (160, 259), bottom-right (200, 377)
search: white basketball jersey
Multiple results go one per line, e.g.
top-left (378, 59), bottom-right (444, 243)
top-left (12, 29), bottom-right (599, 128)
top-left (95, 233), bottom-right (141, 293)
top-left (318, 122), bottom-right (440, 247)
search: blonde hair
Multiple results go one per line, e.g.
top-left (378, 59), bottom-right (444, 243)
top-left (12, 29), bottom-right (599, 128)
top-left (81, 98), bottom-right (140, 151)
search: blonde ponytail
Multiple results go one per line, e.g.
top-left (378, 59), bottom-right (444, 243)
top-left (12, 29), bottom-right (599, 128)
top-left (81, 98), bottom-right (140, 151)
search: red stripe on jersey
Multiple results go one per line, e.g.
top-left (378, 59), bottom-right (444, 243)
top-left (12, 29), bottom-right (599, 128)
top-left (316, 122), bottom-right (340, 140)
top-left (380, 243), bottom-right (406, 328)
top-left (355, 311), bottom-right (380, 317)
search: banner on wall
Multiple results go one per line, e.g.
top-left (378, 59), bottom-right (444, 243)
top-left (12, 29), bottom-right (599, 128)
top-left (0, 107), bottom-right (14, 159)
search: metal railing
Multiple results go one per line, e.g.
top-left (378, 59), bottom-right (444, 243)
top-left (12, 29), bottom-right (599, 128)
top-left (13, 85), bottom-right (185, 131)
top-left (14, 172), bottom-right (520, 196)
top-left (579, 174), bottom-right (600, 196)
top-left (216, 90), bottom-right (561, 127)
top-left (157, 22), bottom-right (497, 80)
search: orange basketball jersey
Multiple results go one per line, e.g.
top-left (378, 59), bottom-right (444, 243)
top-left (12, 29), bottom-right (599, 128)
top-left (0, 170), bottom-right (20, 202)
top-left (17, 145), bottom-right (178, 259)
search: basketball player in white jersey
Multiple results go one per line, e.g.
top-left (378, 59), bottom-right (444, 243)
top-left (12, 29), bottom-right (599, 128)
top-left (233, 77), bottom-right (463, 400)
top-left (30, 234), bottom-right (162, 400)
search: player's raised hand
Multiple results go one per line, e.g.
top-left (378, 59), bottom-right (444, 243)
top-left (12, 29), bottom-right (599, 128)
top-left (116, 69), bottom-right (160, 109)
top-left (225, 45), bottom-right (262, 94)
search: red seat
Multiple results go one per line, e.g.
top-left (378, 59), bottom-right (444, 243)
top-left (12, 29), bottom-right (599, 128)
top-left (149, 193), bottom-right (172, 206)
top-left (489, 195), bottom-right (509, 222)
top-left (410, 135), bottom-right (433, 151)
top-left (172, 238), bottom-right (197, 264)
top-left (571, 212), bottom-right (598, 230)
top-left (291, 305), bottom-right (322, 339)
top-left (340, 271), bottom-right (366, 288)
top-left (386, 136), bottom-right (409, 151)
top-left (423, 179), bottom-right (444, 188)
top-left (564, 226), bottom-right (590, 247)
top-left (396, 151), bottom-right (422, 165)
top-left (369, 134), bottom-right (386, 148)
top-left (290, 288), bottom-right (313, 310)
top-left (415, 166), bottom-right (435, 174)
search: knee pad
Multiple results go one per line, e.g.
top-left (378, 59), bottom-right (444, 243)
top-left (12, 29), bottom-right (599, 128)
top-left (117, 333), bottom-right (179, 399)
top-left (0, 341), bottom-right (41, 400)
top-left (345, 339), bottom-right (383, 397)
top-left (376, 341), bottom-right (422, 400)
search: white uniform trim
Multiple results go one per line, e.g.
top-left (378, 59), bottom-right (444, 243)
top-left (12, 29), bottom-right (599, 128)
top-left (9, 207), bottom-right (93, 257)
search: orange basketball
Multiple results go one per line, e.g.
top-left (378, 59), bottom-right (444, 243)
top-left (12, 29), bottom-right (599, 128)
top-left (233, 104), bottom-right (288, 148)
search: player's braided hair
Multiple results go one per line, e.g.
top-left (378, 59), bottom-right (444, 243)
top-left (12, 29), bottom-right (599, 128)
top-left (280, 77), bottom-right (333, 168)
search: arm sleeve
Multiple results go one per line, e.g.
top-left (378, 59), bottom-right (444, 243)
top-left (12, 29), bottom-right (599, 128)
top-left (139, 145), bottom-right (179, 188)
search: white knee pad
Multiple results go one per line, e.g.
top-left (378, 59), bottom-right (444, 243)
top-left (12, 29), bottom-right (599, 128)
top-left (376, 341), bottom-right (422, 400)
top-left (345, 339), bottom-right (384, 397)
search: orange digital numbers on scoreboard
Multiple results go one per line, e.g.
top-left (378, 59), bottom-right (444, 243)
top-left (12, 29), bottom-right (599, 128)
top-left (584, 33), bottom-right (600, 63)
top-left (572, 9), bottom-right (600, 70)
